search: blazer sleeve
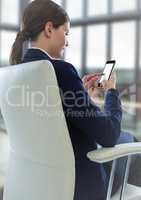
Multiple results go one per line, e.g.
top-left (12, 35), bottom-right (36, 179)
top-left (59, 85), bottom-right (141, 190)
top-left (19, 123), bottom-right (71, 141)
top-left (53, 60), bottom-right (122, 147)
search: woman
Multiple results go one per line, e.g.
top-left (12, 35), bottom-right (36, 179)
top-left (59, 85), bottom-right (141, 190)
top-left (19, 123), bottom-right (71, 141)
top-left (10, 0), bottom-right (122, 199)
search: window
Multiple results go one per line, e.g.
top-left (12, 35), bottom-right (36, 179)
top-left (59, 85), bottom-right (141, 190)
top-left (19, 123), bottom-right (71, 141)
top-left (111, 21), bottom-right (135, 69)
top-left (66, 0), bottom-right (83, 19)
top-left (1, 0), bottom-right (19, 25)
top-left (86, 25), bottom-right (107, 69)
top-left (139, 21), bottom-right (141, 69)
top-left (88, 0), bottom-right (108, 16)
top-left (111, 22), bottom-right (136, 131)
top-left (65, 27), bottom-right (82, 71)
top-left (112, 0), bottom-right (137, 13)
top-left (1, 31), bottom-right (17, 65)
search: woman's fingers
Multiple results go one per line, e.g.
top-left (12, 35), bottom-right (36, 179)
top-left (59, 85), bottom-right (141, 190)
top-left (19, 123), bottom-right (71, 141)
top-left (83, 76), bottom-right (98, 90)
top-left (82, 73), bottom-right (103, 82)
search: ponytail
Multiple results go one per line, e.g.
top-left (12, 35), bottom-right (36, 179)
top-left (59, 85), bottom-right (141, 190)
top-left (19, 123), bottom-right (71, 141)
top-left (10, 31), bottom-right (28, 65)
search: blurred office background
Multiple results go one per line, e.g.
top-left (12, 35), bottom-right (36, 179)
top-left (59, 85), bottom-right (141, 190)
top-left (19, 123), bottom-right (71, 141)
top-left (0, 0), bottom-right (141, 138)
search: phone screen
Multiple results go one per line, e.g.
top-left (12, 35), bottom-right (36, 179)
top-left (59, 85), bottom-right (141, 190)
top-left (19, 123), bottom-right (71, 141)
top-left (99, 61), bottom-right (115, 83)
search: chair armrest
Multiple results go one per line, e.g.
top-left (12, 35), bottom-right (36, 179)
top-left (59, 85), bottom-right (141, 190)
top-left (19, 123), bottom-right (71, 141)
top-left (87, 142), bottom-right (141, 163)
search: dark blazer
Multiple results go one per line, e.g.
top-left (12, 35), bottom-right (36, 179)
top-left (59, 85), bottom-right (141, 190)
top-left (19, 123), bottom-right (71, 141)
top-left (22, 48), bottom-right (122, 200)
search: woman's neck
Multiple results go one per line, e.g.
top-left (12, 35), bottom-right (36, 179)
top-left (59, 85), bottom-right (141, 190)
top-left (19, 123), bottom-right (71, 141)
top-left (31, 39), bottom-right (55, 57)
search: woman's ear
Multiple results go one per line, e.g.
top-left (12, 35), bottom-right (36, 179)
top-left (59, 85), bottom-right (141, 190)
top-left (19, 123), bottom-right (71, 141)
top-left (44, 21), bottom-right (54, 38)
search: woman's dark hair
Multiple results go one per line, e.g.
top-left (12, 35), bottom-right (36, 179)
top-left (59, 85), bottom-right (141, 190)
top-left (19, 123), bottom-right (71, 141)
top-left (10, 0), bottom-right (70, 65)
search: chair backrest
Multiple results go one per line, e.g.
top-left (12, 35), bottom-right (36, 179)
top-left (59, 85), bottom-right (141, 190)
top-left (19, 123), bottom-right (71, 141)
top-left (0, 60), bottom-right (75, 200)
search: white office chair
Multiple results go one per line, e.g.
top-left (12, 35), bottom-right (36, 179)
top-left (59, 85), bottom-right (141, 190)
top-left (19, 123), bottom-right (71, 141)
top-left (0, 60), bottom-right (75, 200)
top-left (87, 143), bottom-right (141, 200)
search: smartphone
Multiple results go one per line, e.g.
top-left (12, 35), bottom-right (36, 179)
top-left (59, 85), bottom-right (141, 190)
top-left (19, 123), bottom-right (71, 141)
top-left (97, 60), bottom-right (116, 87)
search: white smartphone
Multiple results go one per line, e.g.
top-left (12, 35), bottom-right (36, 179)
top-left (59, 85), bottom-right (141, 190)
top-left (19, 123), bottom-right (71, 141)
top-left (98, 60), bottom-right (116, 87)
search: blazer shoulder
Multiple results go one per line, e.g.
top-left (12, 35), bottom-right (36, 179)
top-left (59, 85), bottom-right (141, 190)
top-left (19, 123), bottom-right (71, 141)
top-left (52, 59), bottom-right (79, 78)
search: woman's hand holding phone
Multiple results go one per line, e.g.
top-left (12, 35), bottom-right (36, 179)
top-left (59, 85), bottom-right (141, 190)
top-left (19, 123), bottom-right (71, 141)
top-left (101, 72), bottom-right (116, 91)
top-left (82, 72), bottom-right (116, 99)
top-left (96, 60), bottom-right (116, 91)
